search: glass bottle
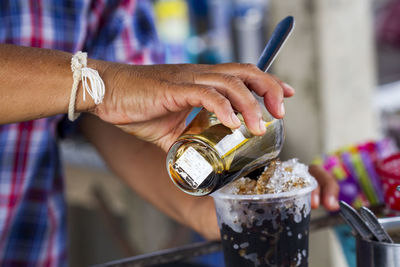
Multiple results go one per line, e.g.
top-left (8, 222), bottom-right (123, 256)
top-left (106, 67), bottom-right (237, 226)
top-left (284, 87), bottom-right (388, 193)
top-left (166, 95), bottom-right (284, 196)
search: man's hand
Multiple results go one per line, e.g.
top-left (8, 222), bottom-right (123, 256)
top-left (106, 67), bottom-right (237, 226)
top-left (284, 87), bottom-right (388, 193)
top-left (0, 45), bottom-right (293, 140)
top-left (93, 63), bottom-right (294, 151)
top-left (309, 165), bottom-right (340, 211)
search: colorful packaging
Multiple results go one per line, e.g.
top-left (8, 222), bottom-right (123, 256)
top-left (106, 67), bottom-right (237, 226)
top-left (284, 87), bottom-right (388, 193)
top-left (377, 154), bottom-right (400, 211)
top-left (313, 138), bottom-right (398, 208)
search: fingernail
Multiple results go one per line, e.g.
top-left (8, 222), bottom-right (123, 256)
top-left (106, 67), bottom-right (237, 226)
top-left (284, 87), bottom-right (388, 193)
top-left (313, 194), bottom-right (320, 206)
top-left (280, 102), bottom-right (285, 116)
top-left (283, 82), bottom-right (295, 92)
top-left (259, 119), bottom-right (266, 134)
top-left (329, 195), bottom-right (339, 209)
top-left (231, 113), bottom-right (241, 127)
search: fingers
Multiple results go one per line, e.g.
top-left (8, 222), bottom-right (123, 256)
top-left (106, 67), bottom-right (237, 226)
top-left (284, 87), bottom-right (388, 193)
top-left (161, 63), bottom-right (294, 136)
top-left (177, 84), bottom-right (242, 130)
top-left (262, 84), bottom-right (285, 119)
top-left (194, 73), bottom-right (266, 135)
top-left (309, 165), bottom-right (340, 211)
top-left (311, 186), bottom-right (321, 209)
top-left (269, 74), bottom-right (295, 97)
top-left (210, 63), bottom-right (289, 119)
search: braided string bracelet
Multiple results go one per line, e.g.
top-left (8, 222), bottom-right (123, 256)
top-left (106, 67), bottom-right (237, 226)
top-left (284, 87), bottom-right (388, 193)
top-left (68, 51), bottom-right (105, 121)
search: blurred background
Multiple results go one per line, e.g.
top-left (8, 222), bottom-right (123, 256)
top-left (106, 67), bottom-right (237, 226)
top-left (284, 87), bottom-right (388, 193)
top-left (61, 0), bottom-right (400, 266)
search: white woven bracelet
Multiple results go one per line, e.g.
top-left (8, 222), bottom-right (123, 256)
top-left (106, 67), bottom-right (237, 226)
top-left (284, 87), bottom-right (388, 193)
top-left (68, 51), bottom-right (105, 121)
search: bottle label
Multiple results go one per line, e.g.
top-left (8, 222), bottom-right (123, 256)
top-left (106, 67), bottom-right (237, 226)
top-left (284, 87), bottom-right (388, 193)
top-left (215, 125), bottom-right (248, 158)
top-left (174, 147), bottom-right (213, 189)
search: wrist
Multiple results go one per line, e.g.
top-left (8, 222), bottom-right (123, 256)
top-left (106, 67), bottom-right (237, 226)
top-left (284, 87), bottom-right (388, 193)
top-left (74, 82), bottom-right (95, 113)
top-left (86, 60), bottom-right (134, 124)
top-left (74, 58), bottom-right (111, 114)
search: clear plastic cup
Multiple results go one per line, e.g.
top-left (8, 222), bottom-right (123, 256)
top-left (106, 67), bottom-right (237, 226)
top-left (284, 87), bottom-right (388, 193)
top-left (212, 176), bottom-right (317, 267)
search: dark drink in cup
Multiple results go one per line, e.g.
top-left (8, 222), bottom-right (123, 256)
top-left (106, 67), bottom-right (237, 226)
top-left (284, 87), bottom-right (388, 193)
top-left (212, 159), bottom-right (317, 267)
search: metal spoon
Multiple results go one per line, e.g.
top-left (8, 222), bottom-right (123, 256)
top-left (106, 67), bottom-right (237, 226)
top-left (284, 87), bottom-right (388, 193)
top-left (339, 201), bottom-right (374, 240)
top-left (360, 206), bottom-right (394, 243)
top-left (246, 16), bottom-right (294, 181)
top-left (257, 16), bottom-right (295, 72)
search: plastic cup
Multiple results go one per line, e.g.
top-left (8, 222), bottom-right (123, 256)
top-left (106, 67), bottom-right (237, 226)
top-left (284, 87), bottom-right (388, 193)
top-left (212, 176), bottom-right (317, 267)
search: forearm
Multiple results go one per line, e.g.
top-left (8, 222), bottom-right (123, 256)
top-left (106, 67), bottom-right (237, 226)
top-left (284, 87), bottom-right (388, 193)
top-left (79, 114), bottom-right (218, 238)
top-left (0, 44), bottom-right (104, 123)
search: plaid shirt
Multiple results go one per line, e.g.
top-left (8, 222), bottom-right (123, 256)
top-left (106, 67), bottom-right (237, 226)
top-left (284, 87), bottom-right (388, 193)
top-left (0, 0), bottom-right (163, 266)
